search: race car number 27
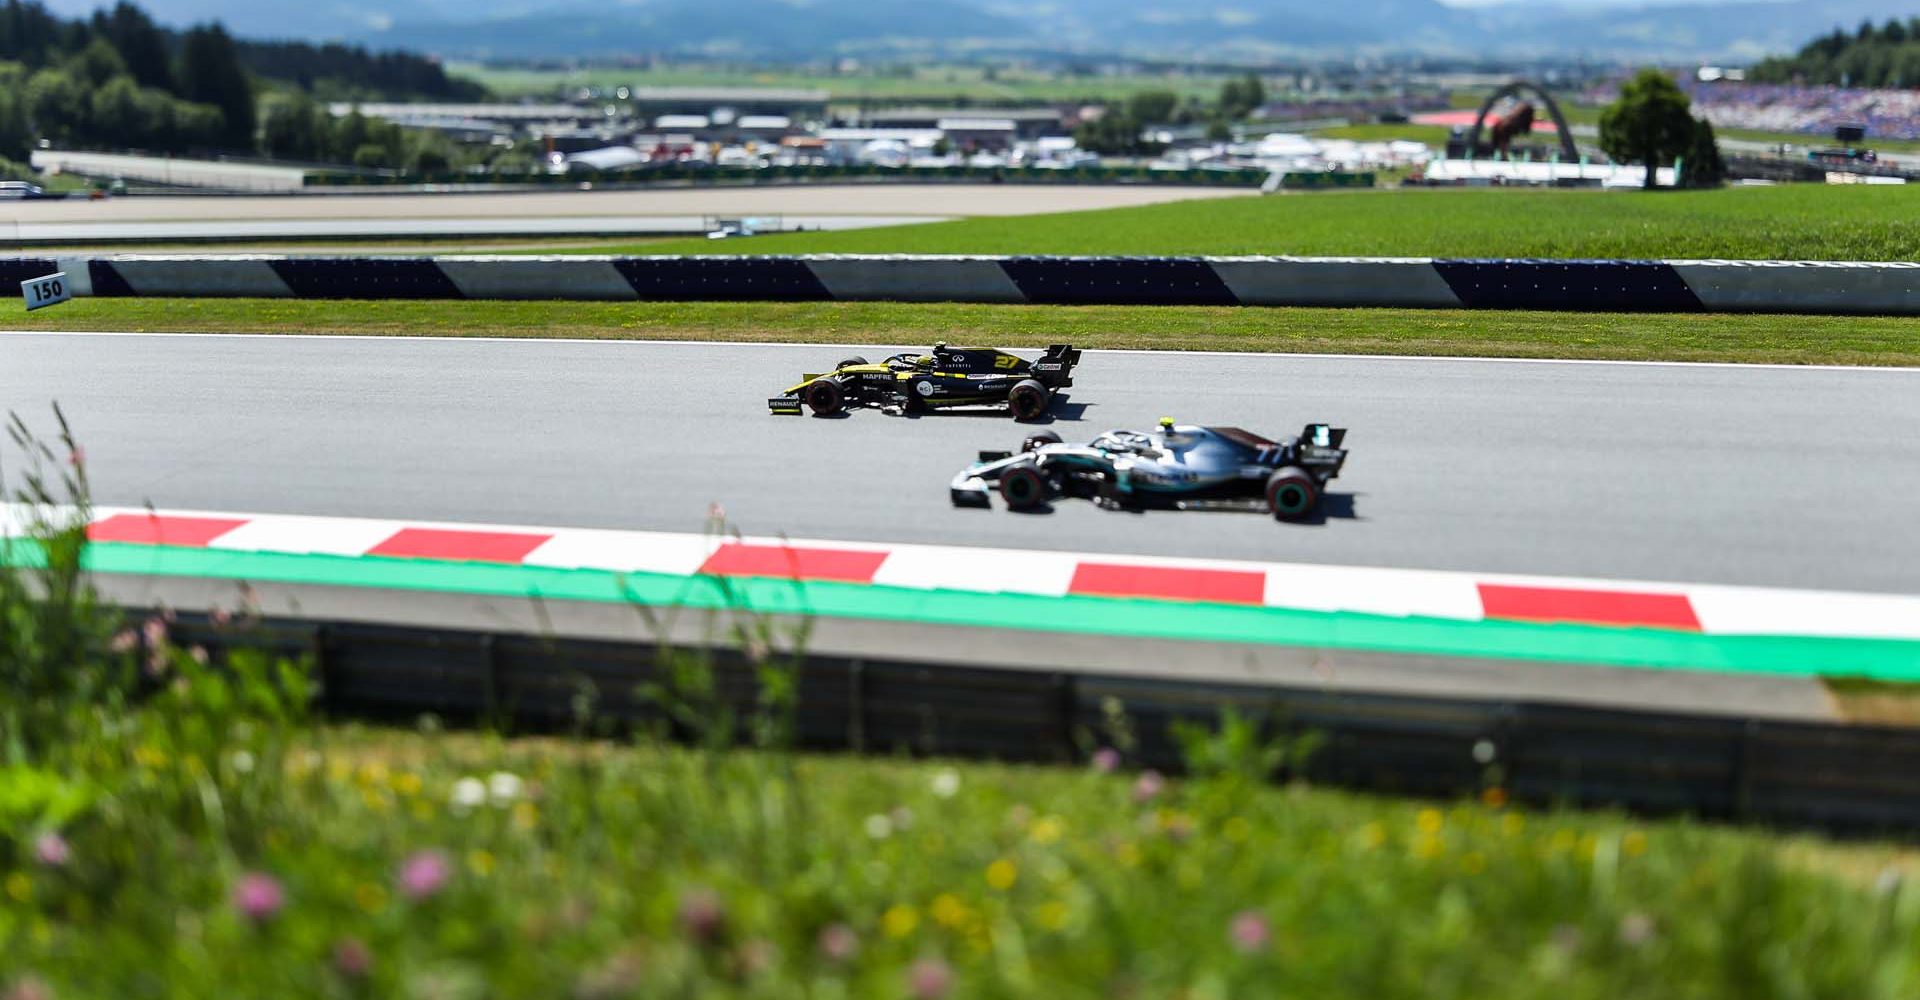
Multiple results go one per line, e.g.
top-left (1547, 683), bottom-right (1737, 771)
top-left (21, 272), bottom-right (71, 311)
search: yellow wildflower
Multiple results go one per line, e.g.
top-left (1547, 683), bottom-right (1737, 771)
top-left (1029, 816), bottom-right (1065, 845)
top-left (1416, 809), bottom-right (1444, 834)
top-left (5, 873), bottom-right (30, 903)
top-left (882, 903), bottom-right (919, 939)
top-left (931, 893), bottom-right (970, 929)
top-left (1622, 830), bottom-right (1647, 857)
top-left (1037, 900), bottom-right (1071, 932)
top-left (392, 771), bottom-right (423, 797)
top-left (1501, 813), bottom-right (1526, 837)
top-left (990, 852), bottom-right (1021, 894)
top-left (985, 858), bottom-right (1018, 891)
top-left (467, 849), bottom-right (496, 877)
top-left (513, 801), bottom-right (539, 831)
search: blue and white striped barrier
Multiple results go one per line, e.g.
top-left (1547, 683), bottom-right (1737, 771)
top-left (5, 254), bottom-right (1918, 313)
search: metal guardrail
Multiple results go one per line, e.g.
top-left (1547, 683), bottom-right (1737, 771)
top-left (167, 612), bottom-right (1920, 838)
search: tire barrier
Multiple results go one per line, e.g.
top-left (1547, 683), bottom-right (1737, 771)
top-left (161, 610), bottom-right (1920, 837)
top-left (10, 254), bottom-right (1920, 314)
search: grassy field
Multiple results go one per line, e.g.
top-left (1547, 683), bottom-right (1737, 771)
top-left (13, 298), bottom-right (1920, 366)
top-left (594, 184), bottom-right (1920, 261)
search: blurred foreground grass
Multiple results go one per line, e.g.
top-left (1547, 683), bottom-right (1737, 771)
top-left (14, 297), bottom-right (1920, 366)
top-left (11, 719), bottom-right (1920, 999)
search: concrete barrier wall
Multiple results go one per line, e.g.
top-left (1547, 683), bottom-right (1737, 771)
top-left (7, 254), bottom-right (1920, 313)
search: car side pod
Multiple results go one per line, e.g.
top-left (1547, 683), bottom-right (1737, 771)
top-left (767, 395), bottom-right (803, 415)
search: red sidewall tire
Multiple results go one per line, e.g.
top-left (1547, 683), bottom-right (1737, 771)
top-left (1266, 467), bottom-right (1319, 520)
top-left (805, 378), bottom-right (845, 416)
top-left (999, 464), bottom-right (1049, 509)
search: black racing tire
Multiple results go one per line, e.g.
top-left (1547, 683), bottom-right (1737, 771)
top-left (834, 356), bottom-right (869, 370)
top-left (1021, 430), bottom-right (1063, 453)
top-left (1265, 466), bottom-right (1320, 521)
top-left (998, 462), bottom-right (1051, 510)
top-left (804, 377), bottom-right (847, 417)
top-left (1008, 378), bottom-right (1051, 421)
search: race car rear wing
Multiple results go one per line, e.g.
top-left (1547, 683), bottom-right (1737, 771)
top-left (1296, 423), bottom-right (1349, 477)
top-left (1030, 344), bottom-right (1080, 388)
top-left (1303, 423), bottom-right (1346, 449)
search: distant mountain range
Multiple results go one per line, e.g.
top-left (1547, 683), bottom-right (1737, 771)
top-left (36, 0), bottom-right (1920, 61)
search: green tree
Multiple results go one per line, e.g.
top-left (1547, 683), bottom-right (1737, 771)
top-left (177, 22), bottom-right (254, 148)
top-left (1678, 117), bottom-right (1726, 188)
top-left (1073, 109), bottom-right (1161, 156)
top-left (24, 66), bottom-right (87, 144)
top-left (1598, 68), bottom-right (1696, 190)
top-left (87, 75), bottom-right (160, 147)
top-left (91, 1), bottom-right (172, 90)
top-left (168, 98), bottom-right (224, 149)
top-left (1218, 72), bottom-right (1266, 120)
top-left (259, 90), bottom-right (321, 160)
top-left (351, 142), bottom-right (389, 168)
top-left (68, 36), bottom-right (125, 86)
top-left (0, 81), bottom-right (29, 159)
top-left (1126, 89), bottom-right (1178, 126)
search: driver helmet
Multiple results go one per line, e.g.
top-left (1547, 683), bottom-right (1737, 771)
top-left (1159, 416), bottom-right (1198, 447)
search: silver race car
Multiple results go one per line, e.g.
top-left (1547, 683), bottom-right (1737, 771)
top-left (951, 419), bottom-right (1348, 520)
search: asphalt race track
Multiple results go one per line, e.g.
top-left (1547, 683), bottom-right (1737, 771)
top-left (4, 332), bottom-right (1919, 594)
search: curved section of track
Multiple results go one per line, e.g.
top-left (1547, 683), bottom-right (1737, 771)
top-left (3, 332), bottom-right (1917, 593)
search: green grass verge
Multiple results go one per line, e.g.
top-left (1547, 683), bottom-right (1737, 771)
top-left (607, 184), bottom-right (1920, 260)
top-left (14, 297), bottom-right (1920, 366)
top-left (15, 721), bottom-right (1920, 997)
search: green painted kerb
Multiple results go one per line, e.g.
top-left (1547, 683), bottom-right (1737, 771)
top-left (15, 539), bottom-right (1920, 682)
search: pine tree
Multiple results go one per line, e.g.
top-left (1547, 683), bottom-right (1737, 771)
top-left (178, 22), bottom-right (254, 149)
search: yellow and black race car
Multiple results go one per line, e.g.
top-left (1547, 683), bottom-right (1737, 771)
top-left (768, 343), bottom-right (1081, 420)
